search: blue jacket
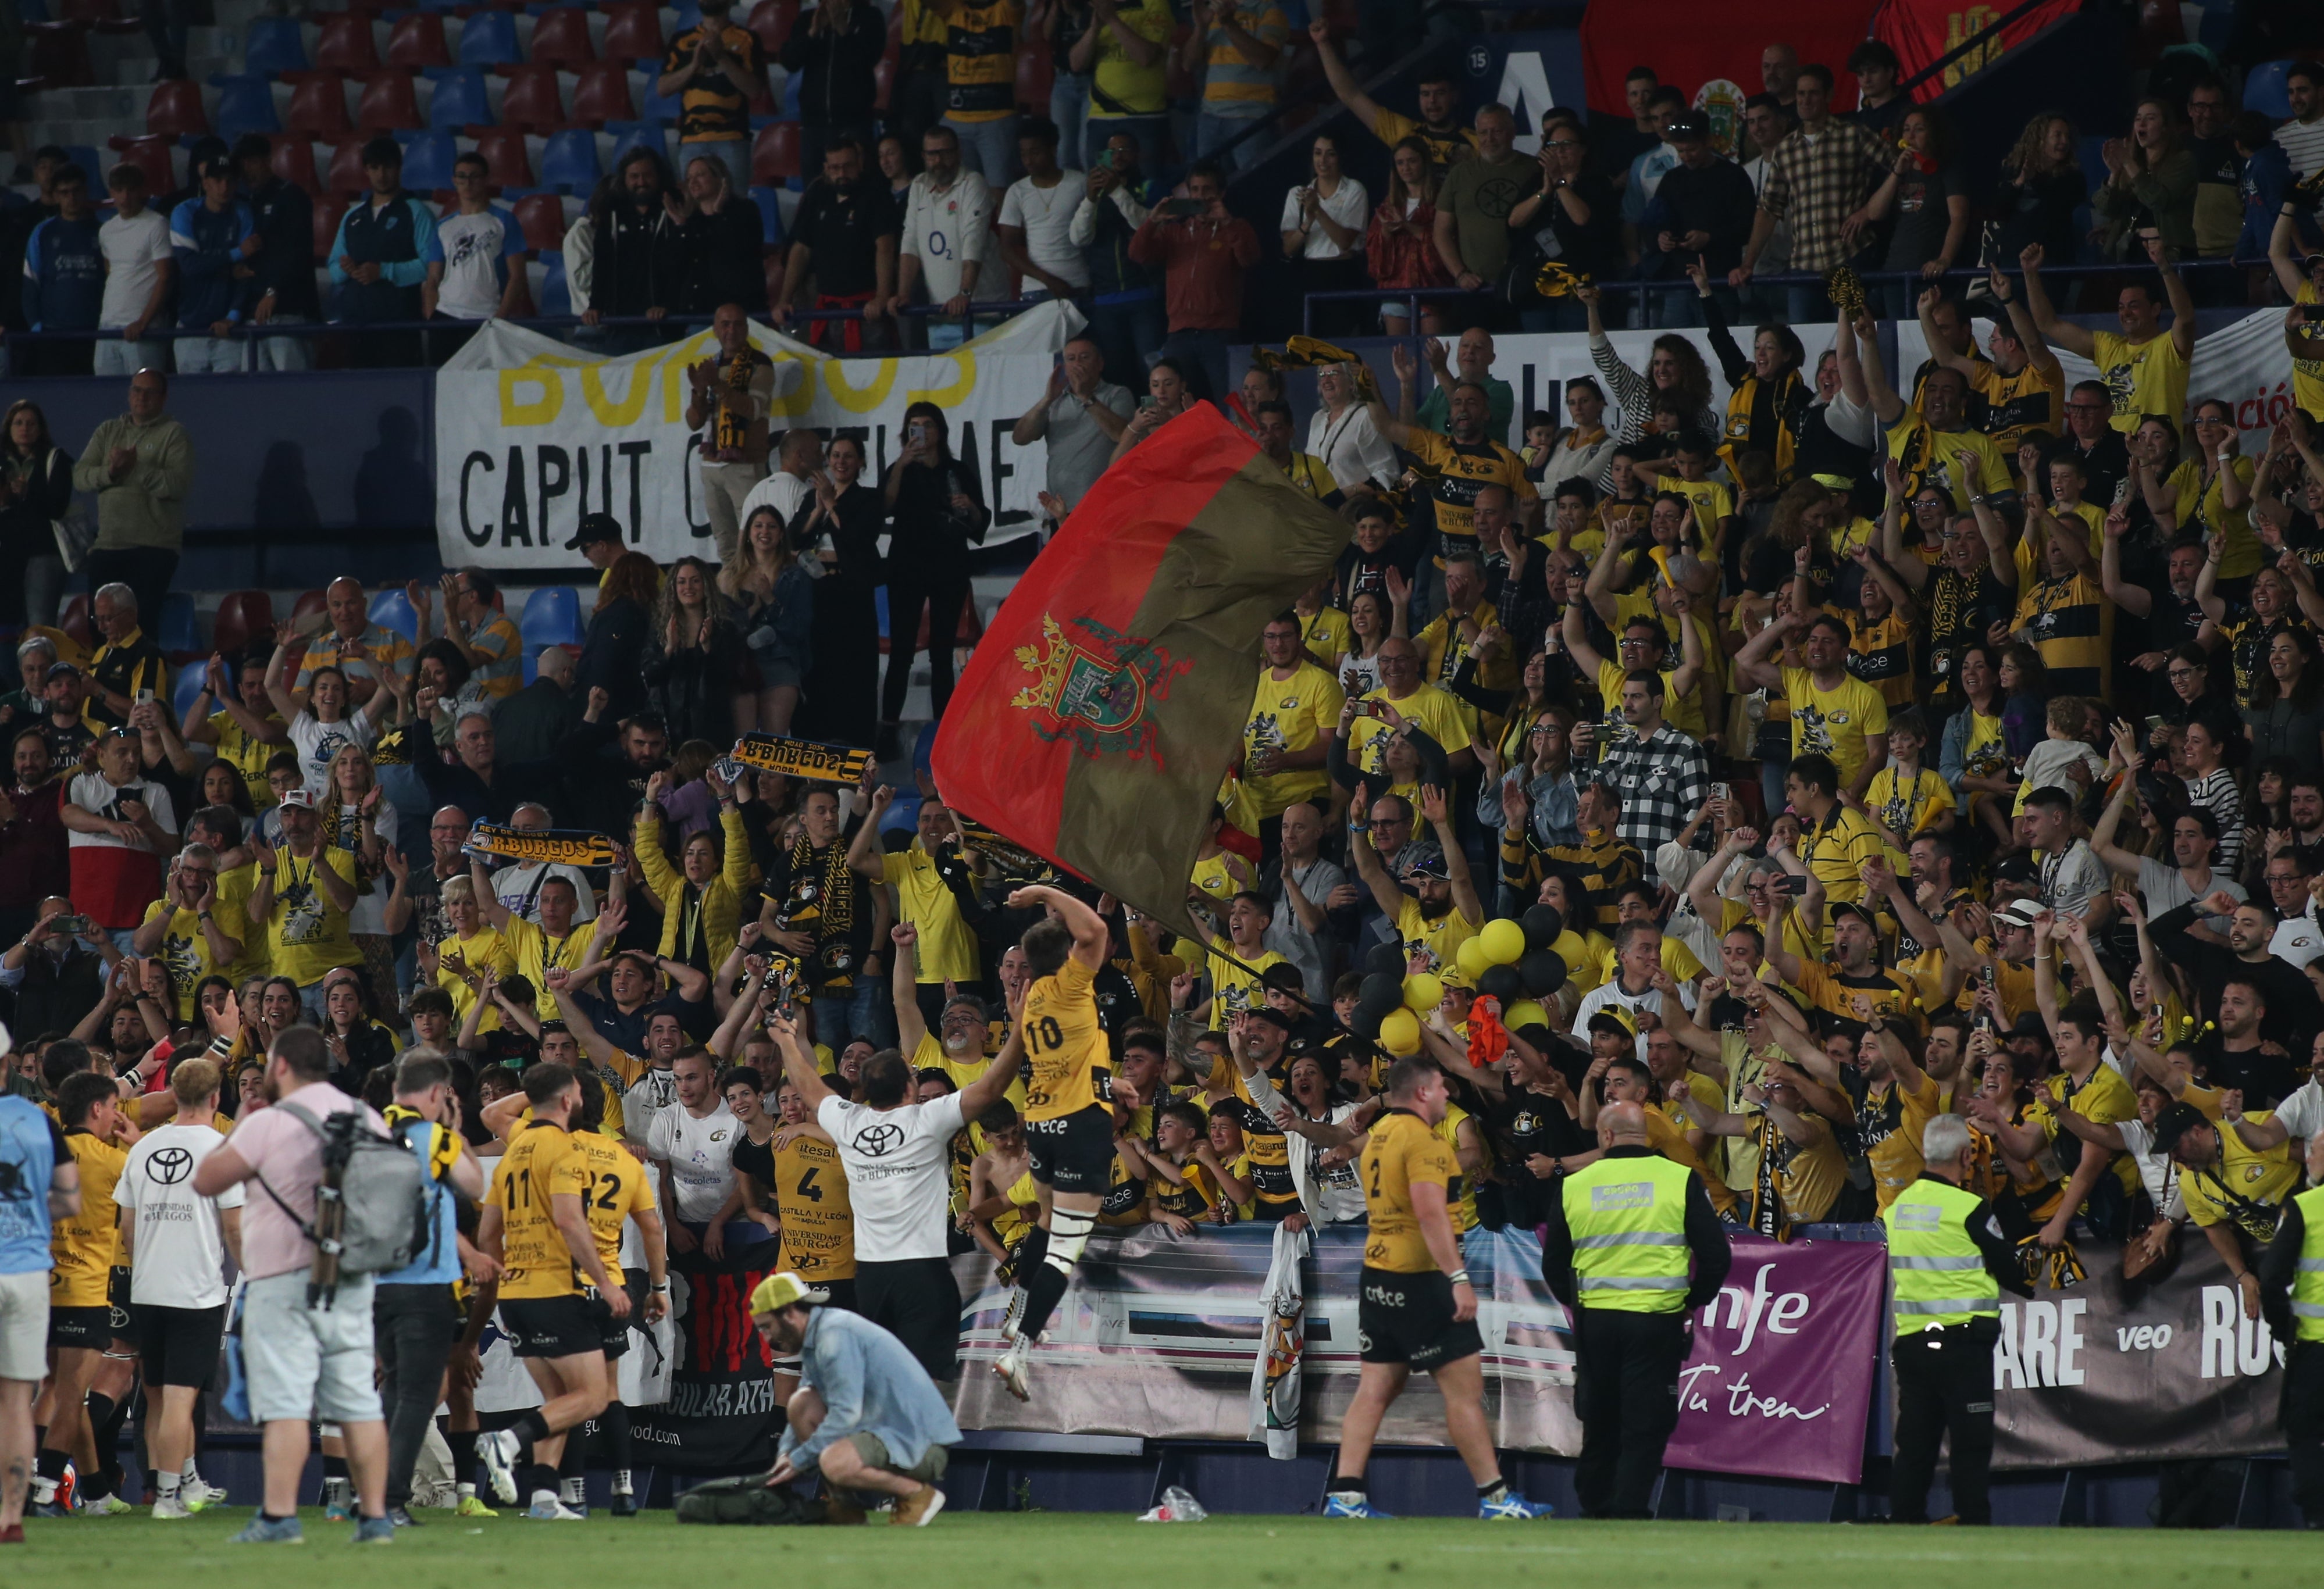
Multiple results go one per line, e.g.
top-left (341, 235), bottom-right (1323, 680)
top-left (170, 197), bottom-right (257, 328)
top-left (330, 191), bottom-right (436, 323)
top-left (21, 213), bottom-right (104, 331)
top-left (2236, 142), bottom-right (2321, 263)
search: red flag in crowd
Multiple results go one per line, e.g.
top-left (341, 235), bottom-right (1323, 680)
top-left (932, 404), bottom-right (1350, 922)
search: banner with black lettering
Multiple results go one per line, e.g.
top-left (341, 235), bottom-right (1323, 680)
top-left (1992, 1237), bottom-right (2284, 1469)
top-left (628, 1229), bottom-right (784, 1472)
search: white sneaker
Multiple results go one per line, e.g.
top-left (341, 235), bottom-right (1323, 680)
top-left (477, 1430), bottom-right (521, 1506)
top-left (151, 1493), bottom-right (196, 1520)
top-left (991, 1337), bottom-right (1031, 1402)
top-left (181, 1474), bottom-right (226, 1512)
top-left (526, 1492), bottom-right (586, 1522)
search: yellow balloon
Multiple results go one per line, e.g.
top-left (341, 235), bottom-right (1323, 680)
top-left (1503, 1000), bottom-right (1546, 1031)
top-left (1480, 918), bottom-right (1527, 966)
top-left (1456, 936), bottom-right (1494, 981)
top-left (1378, 1008), bottom-right (1421, 1055)
top-left (1402, 972), bottom-right (1443, 1013)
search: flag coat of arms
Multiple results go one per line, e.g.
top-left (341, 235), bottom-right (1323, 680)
top-left (932, 403), bottom-right (1351, 921)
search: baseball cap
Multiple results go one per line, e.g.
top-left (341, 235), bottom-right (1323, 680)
top-left (277, 787), bottom-right (316, 811)
top-left (1398, 841), bottom-right (1449, 882)
top-left (1995, 898), bottom-right (2044, 928)
top-left (44, 660), bottom-right (78, 682)
top-left (1587, 1007), bottom-right (1638, 1039)
top-left (1436, 963), bottom-right (1474, 991)
top-left (1666, 111), bottom-right (1710, 140)
top-left (1244, 1005), bottom-right (1296, 1032)
top-left (2150, 1100), bottom-right (2208, 1158)
top-left (2005, 1010), bottom-right (2050, 1041)
top-left (1827, 899), bottom-right (1880, 932)
top-left (748, 1271), bottom-right (830, 1313)
top-left (563, 510), bottom-right (625, 551)
top-left (196, 155), bottom-right (234, 181)
top-left (1991, 855), bottom-right (2039, 887)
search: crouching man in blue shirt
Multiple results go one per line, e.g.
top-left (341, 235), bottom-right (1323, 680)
top-left (750, 1270), bottom-right (960, 1526)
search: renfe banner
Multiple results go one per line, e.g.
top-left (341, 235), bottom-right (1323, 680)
top-left (1993, 1237), bottom-right (2285, 1470)
top-left (429, 311), bottom-right (1074, 572)
top-left (1873, 0), bottom-right (2081, 101)
top-left (949, 1224), bottom-right (1887, 1484)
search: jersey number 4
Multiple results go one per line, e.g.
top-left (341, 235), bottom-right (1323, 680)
top-left (795, 1167), bottom-right (824, 1203)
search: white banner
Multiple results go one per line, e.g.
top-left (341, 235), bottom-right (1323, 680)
top-left (1895, 306), bottom-right (2292, 447)
top-left (431, 305), bottom-right (1086, 570)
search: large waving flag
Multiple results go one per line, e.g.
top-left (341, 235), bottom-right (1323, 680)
top-left (932, 403), bottom-right (1350, 922)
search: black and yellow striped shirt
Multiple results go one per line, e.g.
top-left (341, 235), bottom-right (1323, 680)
top-left (2013, 572), bottom-right (2109, 697)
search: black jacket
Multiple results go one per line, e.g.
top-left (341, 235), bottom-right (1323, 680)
top-left (554, 715), bottom-right (664, 837)
top-left (643, 622), bottom-right (749, 747)
top-left (8, 943), bottom-right (107, 1042)
top-left (590, 200), bottom-right (686, 316)
top-left (777, 2), bottom-right (887, 130)
top-left (245, 176), bottom-right (321, 319)
top-left (575, 596), bottom-right (651, 720)
top-left (0, 445), bottom-right (73, 569)
top-left (885, 454), bottom-right (989, 577)
top-left (680, 200), bottom-right (767, 314)
top-left (1537, 1144), bottom-right (1735, 1310)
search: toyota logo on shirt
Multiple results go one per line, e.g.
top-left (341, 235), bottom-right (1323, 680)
top-left (147, 1146), bottom-right (195, 1185)
top-left (851, 1122), bottom-right (906, 1158)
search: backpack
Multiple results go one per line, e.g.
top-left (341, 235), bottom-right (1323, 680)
top-left (255, 1101), bottom-right (433, 1278)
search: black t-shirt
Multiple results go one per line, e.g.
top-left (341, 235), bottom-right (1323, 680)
top-left (790, 180), bottom-right (901, 299)
top-left (1744, 537), bottom-right (1836, 601)
top-left (1651, 158), bottom-right (1758, 275)
top-left (730, 1132), bottom-right (775, 1197)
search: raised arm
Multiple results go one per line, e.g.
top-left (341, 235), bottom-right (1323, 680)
top-left (2017, 244), bottom-right (2095, 358)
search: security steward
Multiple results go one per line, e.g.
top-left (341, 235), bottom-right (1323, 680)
top-left (2257, 1129), bottom-right (2324, 1527)
top-left (1880, 1113), bottom-right (2033, 1525)
top-left (1540, 1099), bottom-right (1733, 1520)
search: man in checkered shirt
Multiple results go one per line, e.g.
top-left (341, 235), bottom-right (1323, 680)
top-left (1585, 668), bottom-right (1709, 855)
top-left (1731, 61), bottom-right (1888, 327)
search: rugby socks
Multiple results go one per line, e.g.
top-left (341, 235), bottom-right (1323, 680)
top-left (1478, 1479), bottom-right (1509, 1505)
top-left (1328, 1477), bottom-right (1367, 1502)
top-left (508, 1409), bottom-right (552, 1454)
top-left (83, 1395), bottom-right (119, 1499)
top-left (601, 1403), bottom-right (634, 1492)
top-left (558, 1438), bottom-right (586, 1507)
top-left (153, 1471), bottom-right (181, 1504)
top-left (30, 1449), bottom-right (65, 1505)
top-left (1013, 1208), bottom-right (1095, 1344)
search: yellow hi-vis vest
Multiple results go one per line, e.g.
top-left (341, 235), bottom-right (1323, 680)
top-left (1881, 1177), bottom-right (1999, 1335)
top-left (1562, 1153), bottom-right (1694, 1315)
top-left (2292, 1183), bottom-right (2324, 1344)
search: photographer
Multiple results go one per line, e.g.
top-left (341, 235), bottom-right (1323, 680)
top-left (2, 898), bottom-right (122, 1038)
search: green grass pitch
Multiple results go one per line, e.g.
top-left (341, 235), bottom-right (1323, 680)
top-left (1, 1509), bottom-right (2314, 1587)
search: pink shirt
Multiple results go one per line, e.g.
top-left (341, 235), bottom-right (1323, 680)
top-left (226, 1081), bottom-right (386, 1280)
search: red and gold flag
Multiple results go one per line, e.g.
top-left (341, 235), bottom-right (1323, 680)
top-left (932, 404), bottom-right (1349, 921)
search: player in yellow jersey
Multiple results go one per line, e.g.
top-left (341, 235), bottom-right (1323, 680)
top-left (771, 1085), bottom-right (858, 1306)
top-left (34, 1074), bottom-right (131, 1515)
top-left (565, 1071), bottom-right (666, 1517)
top-left (473, 1063), bottom-right (632, 1519)
top-left (990, 884), bottom-right (1112, 1402)
top-left (1325, 1059), bottom-right (1553, 1520)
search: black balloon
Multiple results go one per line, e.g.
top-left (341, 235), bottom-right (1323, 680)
top-left (1518, 949), bottom-right (1568, 998)
top-left (1364, 942), bottom-right (1406, 977)
top-left (1521, 904), bottom-right (1563, 950)
top-left (1357, 973), bottom-right (1404, 1019)
top-left (1477, 965), bottom-right (1524, 1004)
top-left (1351, 1004), bottom-right (1384, 1040)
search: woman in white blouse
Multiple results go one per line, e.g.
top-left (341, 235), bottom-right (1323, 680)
top-left (1305, 362), bottom-right (1397, 495)
top-left (1279, 133), bottom-right (1371, 340)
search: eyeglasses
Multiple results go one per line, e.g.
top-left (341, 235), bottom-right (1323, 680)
top-left (2166, 667), bottom-right (2201, 679)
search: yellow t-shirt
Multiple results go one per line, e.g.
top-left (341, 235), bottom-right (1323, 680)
top-left (51, 1131), bottom-right (126, 1306)
top-left (1416, 601), bottom-right (1516, 698)
top-left (1885, 416), bottom-right (2011, 512)
top-left (2178, 1110), bottom-right (2300, 1234)
top-left (208, 709), bottom-right (285, 809)
top-left (1864, 763), bottom-right (1955, 855)
top-left (1596, 934), bottom-right (1703, 987)
top-left (774, 1131), bottom-right (857, 1281)
top-left (1368, 110), bottom-right (1480, 172)
top-left (1395, 895), bottom-right (1477, 975)
top-left (436, 926), bottom-right (515, 1034)
top-left (1855, 1067), bottom-right (1944, 1208)
top-left (493, 1121), bottom-right (589, 1299)
top-left (1346, 681), bottom-right (1479, 774)
top-left (2045, 1062), bottom-right (2141, 1195)
top-left (1088, 0), bottom-right (1172, 117)
top-left (1361, 1108), bottom-right (1454, 1272)
top-left (215, 862), bottom-right (268, 986)
top-left (502, 915), bottom-right (604, 1020)
top-left (1666, 476), bottom-right (1735, 558)
top-left (265, 846), bottom-right (360, 988)
top-left (1781, 667), bottom-right (1890, 787)
top-left (1021, 956), bottom-right (1111, 1123)
top-left (1299, 605), bottom-right (1352, 663)
top-left (2294, 280), bottom-right (2324, 422)
top-left (1400, 429), bottom-right (1538, 548)
top-left (1797, 805), bottom-right (1887, 905)
top-left (885, 844), bottom-right (979, 985)
top-left (1190, 847), bottom-right (1256, 905)
top-left (1206, 935), bottom-right (1285, 1028)
top-left (2090, 327), bottom-right (2188, 434)
top-left (1243, 661), bottom-right (1344, 816)
top-left (2015, 497), bottom-right (2105, 588)
top-left (140, 899), bottom-right (217, 1022)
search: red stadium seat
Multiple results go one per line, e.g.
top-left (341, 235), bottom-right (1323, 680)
top-left (60, 596), bottom-right (94, 655)
top-left (105, 134), bottom-right (176, 195)
top-left (59, 0), bottom-right (125, 23)
top-left (470, 126), bottom-right (534, 187)
top-left (751, 119), bottom-right (799, 185)
top-left (512, 190), bottom-right (567, 251)
top-left (354, 68), bottom-right (423, 131)
top-left (1015, 47), bottom-right (1051, 114)
top-left (313, 13), bottom-right (381, 73)
top-left (145, 77), bottom-right (211, 135)
top-left (527, 7), bottom-right (596, 68)
top-left (313, 192), bottom-right (351, 257)
top-left (283, 70), bottom-right (354, 139)
top-left (601, 2), bottom-right (664, 63)
top-left (269, 133), bottom-right (322, 195)
top-left (289, 589), bottom-right (330, 629)
top-left (326, 138), bottom-right (370, 195)
top-left (496, 63), bottom-right (567, 130)
top-left (568, 62), bottom-right (635, 125)
top-left (746, 0), bottom-right (796, 56)
top-left (384, 11), bottom-right (452, 68)
top-left (25, 23), bottom-right (96, 90)
top-left (872, 55), bottom-right (893, 111)
top-left (209, 590), bottom-right (277, 660)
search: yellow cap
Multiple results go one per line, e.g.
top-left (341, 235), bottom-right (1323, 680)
top-left (748, 1271), bottom-right (830, 1315)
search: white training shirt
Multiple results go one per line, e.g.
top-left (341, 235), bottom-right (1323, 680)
top-left (999, 170), bottom-right (1090, 289)
top-left (98, 208), bottom-right (173, 330)
top-left (115, 1122), bottom-right (245, 1309)
top-left (646, 1101), bottom-right (740, 1224)
top-left (818, 1090), bottom-right (967, 1262)
top-left (900, 169), bottom-right (1003, 305)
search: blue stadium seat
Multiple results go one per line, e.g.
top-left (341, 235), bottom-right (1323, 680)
top-left (748, 183), bottom-right (783, 247)
top-left (519, 585), bottom-right (582, 648)
top-left (369, 587), bottom-right (420, 642)
top-left (64, 145), bottom-right (105, 187)
top-left (607, 121), bottom-right (664, 172)
top-left (243, 15), bottom-right (308, 76)
top-left (211, 73), bottom-right (282, 139)
top-left (2247, 60), bottom-right (2294, 119)
top-left (156, 591), bottom-right (198, 658)
top-left (397, 130), bottom-right (458, 189)
top-left (172, 659), bottom-right (214, 719)
top-left (456, 9), bottom-right (521, 67)
top-left (639, 69), bottom-right (683, 126)
top-left (537, 127), bottom-right (600, 193)
top-left (424, 66), bottom-right (492, 131)
top-left (781, 68), bottom-right (799, 119)
top-left (537, 249), bottom-right (570, 314)
top-left (670, 0), bottom-right (703, 32)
